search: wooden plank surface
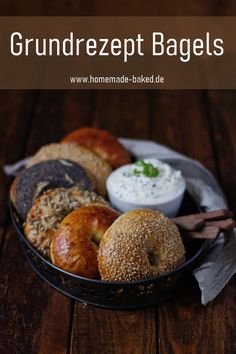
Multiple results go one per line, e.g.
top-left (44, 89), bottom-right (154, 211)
top-left (0, 90), bottom-right (236, 354)
top-left (0, 226), bottom-right (5, 255)
top-left (71, 91), bottom-right (156, 354)
top-left (71, 305), bottom-right (156, 354)
top-left (0, 3), bottom-right (236, 354)
top-left (0, 91), bottom-right (37, 226)
top-left (0, 91), bottom-right (235, 354)
top-left (0, 92), bottom-right (81, 354)
top-left (149, 91), bottom-right (216, 173)
top-left (206, 91), bottom-right (236, 354)
top-left (93, 91), bottom-right (149, 138)
top-left (158, 283), bottom-right (226, 354)
top-left (0, 227), bottom-right (71, 354)
top-left (1, 0), bottom-right (236, 15)
top-left (149, 91), bottom-right (228, 354)
top-left (0, 92), bottom-right (39, 352)
top-left (26, 91), bottom-right (93, 150)
top-left (207, 91), bottom-right (236, 212)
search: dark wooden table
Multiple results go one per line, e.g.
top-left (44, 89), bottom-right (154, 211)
top-left (0, 90), bottom-right (235, 354)
top-left (1, 1), bottom-right (236, 353)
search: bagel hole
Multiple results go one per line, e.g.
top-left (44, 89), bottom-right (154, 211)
top-left (90, 225), bottom-right (103, 250)
top-left (91, 233), bottom-right (101, 250)
top-left (148, 251), bottom-right (159, 267)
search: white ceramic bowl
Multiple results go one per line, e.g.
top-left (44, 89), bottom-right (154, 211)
top-left (106, 164), bottom-right (186, 218)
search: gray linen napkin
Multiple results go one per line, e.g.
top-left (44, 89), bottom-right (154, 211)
top-left (120, 138), bottom-right (236, 305)
top-left (4, 138), bottom-right (236, 305)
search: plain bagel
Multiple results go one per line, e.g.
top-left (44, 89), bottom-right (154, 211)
top-left (62, 127), bottom-right (131, 169)
top-left (98, 209), bottom-right (186, 281)
top-left (51, 204), bottom-right (120, 278)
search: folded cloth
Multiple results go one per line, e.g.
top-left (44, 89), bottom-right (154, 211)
top-left (4, 138), bottom-right (236, 305)
top-left (4, 156), bottom-right (31, 176)
top-left (120, 138), bottom-right (236, 305)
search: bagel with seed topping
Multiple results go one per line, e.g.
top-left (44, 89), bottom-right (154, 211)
top-left (27, 143), bottom-right (112, 197)
top-left (10, 159), bottom-right (95, 220)
top-left (98, 209), bottom-right (186, 281)
top-left (24, 187), bottom-right (108, 258)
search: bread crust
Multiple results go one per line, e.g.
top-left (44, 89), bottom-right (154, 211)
top-left (98, 209), bottom-right (186, 281)
top-left (62, 127), bottom-right (131, 169)
top-left (51, 204), bottom-right (120, 278)
top-left (27, 143), bottom-right (112, 197)
top-left (10, 159), bottom-right (94, 220)
top-left (24, 188), bottom-right (108, 258)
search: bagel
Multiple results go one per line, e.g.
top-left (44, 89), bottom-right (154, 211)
top-left (24, 187), bottom-right (108, 258)
top-left (98, 209), bottom-right (186, 281)
top-left (61, 127), bottom-right (131, 169)
top-left (27, 143), bottom-right (112, 197)
top-left (51, 204), bottom-right (120, 278)
top-left (10, 159), bottom-right (94, 220)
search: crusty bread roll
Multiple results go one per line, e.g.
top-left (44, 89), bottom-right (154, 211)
top-left (10, 159), bottom-right (94, 220)
top-left (27, 143), bottom-right (112, 197)
top-left (98, 209), bottom-right (186, 281)
top-left (24, 187), bottom-right (108, 258)
top-left (62, 127), bottom-right (131, 169)
top-left (51, 204), bottom-right (120, 278)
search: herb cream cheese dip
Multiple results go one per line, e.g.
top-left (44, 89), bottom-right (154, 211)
top-left (106, 159), bottom-right (186, 217)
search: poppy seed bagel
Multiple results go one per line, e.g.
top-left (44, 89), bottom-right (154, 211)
top-left (27, 143), bottom-right (112, 197)
top-left (10, 159), bottom-right (95, 220)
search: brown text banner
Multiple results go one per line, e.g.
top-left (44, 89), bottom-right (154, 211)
top-left (0, 17), bottom-right (235, 89)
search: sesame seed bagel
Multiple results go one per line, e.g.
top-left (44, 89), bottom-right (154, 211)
top-left (62, 127), bottom-right (131, 169)
top-left (24, 187), bottom-right (108, 258)
top-left (98, 209), bottom-right (186, 282)
top-left (27, 143), bottom-right (112, 197)
top-left (51, 204), bottom-right (120, 278)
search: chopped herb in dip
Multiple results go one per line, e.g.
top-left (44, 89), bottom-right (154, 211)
top-left (133, 160), bottom-right (159, 178)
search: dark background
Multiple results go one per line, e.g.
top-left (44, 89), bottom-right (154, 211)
top-left (0, 2), bottom-right (236, 354)
top-left (0, 0), bottom-right (236, 16)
